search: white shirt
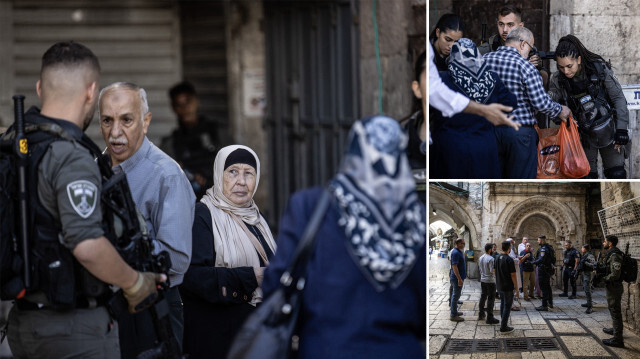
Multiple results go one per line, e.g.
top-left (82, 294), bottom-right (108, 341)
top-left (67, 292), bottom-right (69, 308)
top-left (518, 243), bottom-right (526, 256)
top-left (508, 243), bottom-right (518, 260)
top-left (428, 44), bottom-right (470, 117)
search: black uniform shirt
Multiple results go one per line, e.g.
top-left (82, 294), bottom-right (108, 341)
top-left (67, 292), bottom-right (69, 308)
top-left (563, 247), bottom-right (580, 268)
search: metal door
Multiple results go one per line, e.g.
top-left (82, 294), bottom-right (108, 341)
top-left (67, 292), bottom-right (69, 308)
top-left (264, 0), bottom-right (360, 228)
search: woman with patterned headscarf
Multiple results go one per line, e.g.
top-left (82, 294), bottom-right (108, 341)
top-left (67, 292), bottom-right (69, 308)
top-left (430, 38), bottom-right (518, 179)
top-left (180, 145), bottom-right (276, 359)
top-left (262, 116), bottom-right (426, 358)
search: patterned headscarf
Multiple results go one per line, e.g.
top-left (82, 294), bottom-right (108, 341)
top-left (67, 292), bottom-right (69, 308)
top-left (447, 38), bottom-right (496, 104)
top-left (329, 116), bottom-right (426, 292)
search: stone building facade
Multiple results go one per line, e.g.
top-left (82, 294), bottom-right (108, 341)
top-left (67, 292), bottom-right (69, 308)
top-left (429, 182), bottom-right (640, 336)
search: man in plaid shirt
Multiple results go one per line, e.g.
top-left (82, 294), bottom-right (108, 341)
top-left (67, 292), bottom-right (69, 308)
top-left (484, 27), bottom-right (571, 179)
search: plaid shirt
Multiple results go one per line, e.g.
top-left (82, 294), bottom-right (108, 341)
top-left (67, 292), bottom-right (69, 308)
top-left (483, 46), bottom-right (561, 125)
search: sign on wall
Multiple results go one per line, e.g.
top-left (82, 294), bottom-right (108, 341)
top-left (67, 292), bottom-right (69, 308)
top-left (622, 85), bottom-right (640, 110)
top-left (243, 69), bottom-right (266, 117)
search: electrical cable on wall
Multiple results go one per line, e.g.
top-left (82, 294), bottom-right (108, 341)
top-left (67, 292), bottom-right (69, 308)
top-left (433, 0), bottom-right (438, 21)
top-left (373, 0), bottom-right (383, 114)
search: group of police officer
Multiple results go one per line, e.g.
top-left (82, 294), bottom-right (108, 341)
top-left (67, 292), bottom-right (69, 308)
top-left (532, 234), bottom-right (626, 348)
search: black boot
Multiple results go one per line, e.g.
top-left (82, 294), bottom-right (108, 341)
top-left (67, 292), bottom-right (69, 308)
top-left (602, 337), bottom-right (624, 348)
top-left (603, 328), bottom-right (614, 335)
top-left (478, 310), bottom-right (485, 321)
top-left (486, 316), bottom-right (499, 325)
top-left (559, 293), bottom-right (568, 297)
top-left (585, 307), bottom-right (592, 314)
top-left (581, 303), bottom-right (589, 307)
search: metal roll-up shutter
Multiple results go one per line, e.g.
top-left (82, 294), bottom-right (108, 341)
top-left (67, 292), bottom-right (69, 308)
top-left (12, 0), bottom-right (181, 145)
top-left (179, 1), bottom-right (229, 134)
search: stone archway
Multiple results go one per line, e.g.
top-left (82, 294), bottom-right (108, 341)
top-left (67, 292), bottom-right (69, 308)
top-left (428, 185), bottom-right (482, 250)
top-left (499, 196), bottom-right (580, 240)
top-left (498, 196), bottom-right (583, 267)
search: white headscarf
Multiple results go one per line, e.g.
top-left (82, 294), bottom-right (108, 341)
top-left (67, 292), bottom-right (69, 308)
top-left (200, 145), bottom-right (276, 305)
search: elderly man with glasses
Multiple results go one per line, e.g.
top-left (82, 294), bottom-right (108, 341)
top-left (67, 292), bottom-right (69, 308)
top-left (483, 27), bottom-right (571, 179)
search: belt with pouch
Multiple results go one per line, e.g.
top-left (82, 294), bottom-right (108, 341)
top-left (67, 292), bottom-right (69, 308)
top-left (16, 296), bottom-right (109, 310)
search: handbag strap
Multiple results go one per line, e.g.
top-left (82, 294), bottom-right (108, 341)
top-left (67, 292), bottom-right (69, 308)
top-left (279, 189), bottom-right (332, 291)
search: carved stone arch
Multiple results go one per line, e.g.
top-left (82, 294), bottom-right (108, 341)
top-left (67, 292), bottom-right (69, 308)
top-left (499, 196), bottom-right (580, 240)
top-left (428, 185), bottom-right (481, 250)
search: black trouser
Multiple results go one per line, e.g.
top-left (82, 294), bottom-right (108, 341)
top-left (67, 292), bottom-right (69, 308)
top-left (537, 271), bottom-right (552, 307)
top-left (118, 286), bottom-right (184, 359)
top-left (562, 266), bottom-right (577, 295)
top-left (479, 282), bottom-right (496, 318)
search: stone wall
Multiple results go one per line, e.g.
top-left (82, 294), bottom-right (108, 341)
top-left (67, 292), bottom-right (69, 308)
top-left (223, 0), bottom-right (269, 210)
top-left (600, 182), bottom-right (640, 335)
top-left (359, 0), bottom-right (417, 120)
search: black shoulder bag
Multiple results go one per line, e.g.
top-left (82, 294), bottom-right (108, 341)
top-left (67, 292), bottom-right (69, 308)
top-left (227, 190), bottom-right (332, 359)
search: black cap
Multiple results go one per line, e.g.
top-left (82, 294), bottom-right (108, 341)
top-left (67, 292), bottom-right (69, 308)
top-left (224, 148), bottom-right (256, 171)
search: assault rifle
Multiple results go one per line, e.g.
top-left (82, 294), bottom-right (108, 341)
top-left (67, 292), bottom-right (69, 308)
top-left (594, 250), bottom-right (607, 285)
top-left (12, 96), bottom-right (29, 291)
top-left (0, 95), bottom-right (30, 299)
top-left (96, 160), bottom-right (184, 359)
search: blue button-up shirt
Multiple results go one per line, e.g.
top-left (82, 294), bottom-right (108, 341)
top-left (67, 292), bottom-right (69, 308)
top-left (483, 46), bottom-right (562, 125)
top-left (114, 137), bottom-right (195, 286)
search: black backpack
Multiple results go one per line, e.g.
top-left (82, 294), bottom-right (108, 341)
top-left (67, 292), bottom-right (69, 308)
top-left (622, 243), bottom-right (638, 283)
top-left (0, 121), bottom-right (74, 301)
top-left (0, 133), bottom-right (25, 300)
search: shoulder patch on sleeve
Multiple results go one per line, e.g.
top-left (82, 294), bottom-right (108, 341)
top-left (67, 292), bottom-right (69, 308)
top-left (66, 180), bottom-right (98, 219)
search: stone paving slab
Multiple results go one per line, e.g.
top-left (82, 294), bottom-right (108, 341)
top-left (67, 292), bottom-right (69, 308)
top-left (520, 353), bottom-right (545, 359)
top-left (429, 335), bottom-right (448, 355)
top-left (429, 328), bottom-right (454, 335)
top-left (548, 319), bottom-right (588, 334)
top-left (539, 351), bottom-right (567, 359)
top-left (523, 329), bottom-right (554, 337)
top-left (558, 335), bottom-right (613, 357)
top-left (475, 325), bottom-right (498, 339)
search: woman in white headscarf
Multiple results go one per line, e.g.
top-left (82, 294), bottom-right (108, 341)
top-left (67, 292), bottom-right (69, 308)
top-left (180, 145), bottom-right (276, 359)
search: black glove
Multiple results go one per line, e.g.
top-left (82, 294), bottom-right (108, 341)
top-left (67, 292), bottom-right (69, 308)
top-left (614, 129), bottom-right (629, 145)
top-left (571, 270), bottom-right (577, 278)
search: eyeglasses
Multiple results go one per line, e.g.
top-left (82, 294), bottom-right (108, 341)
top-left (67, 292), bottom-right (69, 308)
top-left (520, 39), bottom-right (534, 51)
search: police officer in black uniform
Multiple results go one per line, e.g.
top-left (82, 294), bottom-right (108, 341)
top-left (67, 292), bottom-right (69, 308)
top-left (532, 235), bottom-right (555, 311)
top-left (4, 41), bottom-right (165, 359)
top-left (559, 239), bottom-right (580, 299)
top-left (548, 35), bottom-right (629, 179)
top-left (160, 81), bottom-right (224, 200)
top-left (601, 235), bottom-right (625, 348)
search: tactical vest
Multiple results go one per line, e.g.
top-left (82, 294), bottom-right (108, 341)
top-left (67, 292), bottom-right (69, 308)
top-left (6, 115), bottom-right (110, 310)
top-left (561, 62), bottom-right (616, 148)
top-left (604, 247), bottom-right (624, 283)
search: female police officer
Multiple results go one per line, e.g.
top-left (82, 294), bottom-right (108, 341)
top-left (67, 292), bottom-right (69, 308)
top-left (548, 35), bottom-right (629, 179)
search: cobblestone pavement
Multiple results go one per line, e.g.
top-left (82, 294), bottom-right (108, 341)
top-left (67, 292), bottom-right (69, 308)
top-left (428, 254), bottom-right (640, 358)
